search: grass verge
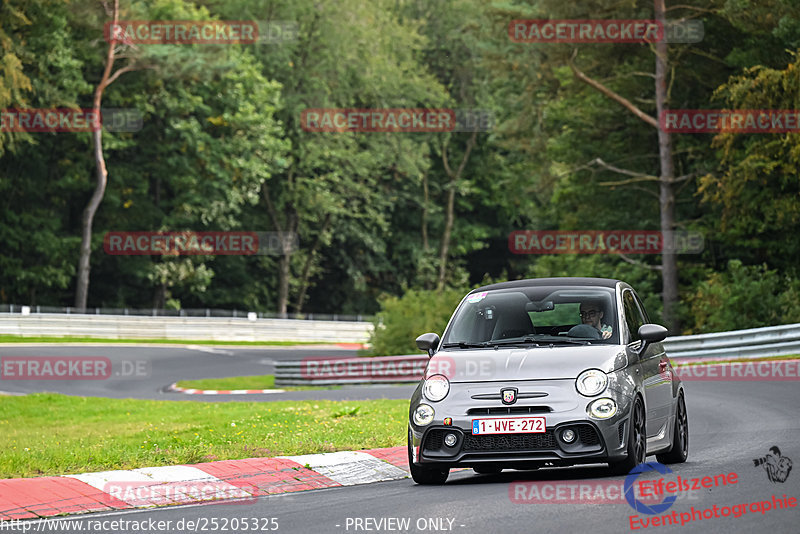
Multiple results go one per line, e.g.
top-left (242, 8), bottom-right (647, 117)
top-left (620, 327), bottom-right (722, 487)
top-left (0, 335), bottom-right (333, 346)
top-left (0, 393), bottom-right (407, 479)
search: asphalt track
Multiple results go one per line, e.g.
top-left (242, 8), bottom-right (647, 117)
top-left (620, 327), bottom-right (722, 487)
top-left (0, 344), bottom-right (415, 401)
top-left (4, 347), bottom-right (800, 533)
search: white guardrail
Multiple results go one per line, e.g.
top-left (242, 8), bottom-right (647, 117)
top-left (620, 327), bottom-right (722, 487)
top-left (0, 313), bottom-right (373, 343)
top-left (274, 323), bottom-right (800, 385)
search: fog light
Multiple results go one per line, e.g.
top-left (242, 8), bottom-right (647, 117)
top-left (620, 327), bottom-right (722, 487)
top-left (588, 398), bottom-right (617, 419)
top-left (562, 429), bottom-right (576, 443)
top-left (444, 433), bottom-right (458, 447)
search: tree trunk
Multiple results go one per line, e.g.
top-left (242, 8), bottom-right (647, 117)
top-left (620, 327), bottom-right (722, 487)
top-left (437, 132), bottom-right (477, 291)
top-left (277, 251), bottom-right (290, 317)
top-left (153, 283), bottom-right (166, 309)
top-left (74, 0), bottom-right (120, 311)
top-left (437, 181), bottom-right (457, 291)
top-left (654, 0), bottom-right (679, 332)
top-left (567, 2), bottom-right (681, 332)
top-left (275, 213), bottom-right (297, 317)
top-left (261, 182), bottom-right (296, 316)
top-left (294, 213), bottom-right (331, 313)
top-left (421, 171), bottom-right (429, 252)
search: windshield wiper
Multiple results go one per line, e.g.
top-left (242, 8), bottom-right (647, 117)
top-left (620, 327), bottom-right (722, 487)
top-left (540, 338), bottom-right (592, 345)
top-left (489, 337), bottom-right (541, 347)
top-left (441, 341), bottom-right (492, 349)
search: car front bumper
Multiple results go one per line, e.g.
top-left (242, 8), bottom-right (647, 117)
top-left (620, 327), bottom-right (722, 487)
top-left (409, 378), bottom-right (634, 468)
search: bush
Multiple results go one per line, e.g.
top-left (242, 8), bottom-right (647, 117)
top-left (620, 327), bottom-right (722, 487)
top-left (687, 260), bottom-right (800, 333)
top-left (366, 287), bottom-right (469, 356)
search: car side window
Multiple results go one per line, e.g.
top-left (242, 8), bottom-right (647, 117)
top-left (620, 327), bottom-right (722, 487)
top-left (632, 291), bottom-right (650, 323)
top-left (623, 290), bottom-right (645, 343)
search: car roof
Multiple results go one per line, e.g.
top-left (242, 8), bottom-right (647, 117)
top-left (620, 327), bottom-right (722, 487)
top-left (471, 277), bottom-right (621, 293)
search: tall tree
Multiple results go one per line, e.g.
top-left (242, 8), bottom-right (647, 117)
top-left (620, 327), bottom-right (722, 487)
top-left (480, 0), bottom-right (741, 330)
top-left (563, 0), bottom-right (691, 330)
top-left (211, 0), bottom-right (449, 314)
top-left (0, 0), bottom-right (91, 305)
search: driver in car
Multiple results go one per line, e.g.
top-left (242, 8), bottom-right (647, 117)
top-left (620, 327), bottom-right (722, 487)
top-left (580, 302), bottom-right (612, 339)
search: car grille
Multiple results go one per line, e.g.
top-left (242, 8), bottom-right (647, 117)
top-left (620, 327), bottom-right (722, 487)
top-left (467, 406), bottom-right (551, 416)
top-left (618, 422), bottom-right (626, 445)
top-left (463, 431), bottom-right (557, 451)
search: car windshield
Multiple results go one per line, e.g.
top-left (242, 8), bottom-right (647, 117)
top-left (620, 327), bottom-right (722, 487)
top-left (441, 285), bottom-right (619, 347)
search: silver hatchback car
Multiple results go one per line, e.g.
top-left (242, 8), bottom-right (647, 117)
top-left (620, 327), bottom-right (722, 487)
top-left (408, 277), bottom-right (688, 484)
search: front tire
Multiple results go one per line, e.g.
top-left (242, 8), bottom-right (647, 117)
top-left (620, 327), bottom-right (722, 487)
top-left (656, 393), bottom-right (688, 464)
top-left (609, 396), bottom-right (646, 475)
top-left (408, 430), bottom-right (449, 485)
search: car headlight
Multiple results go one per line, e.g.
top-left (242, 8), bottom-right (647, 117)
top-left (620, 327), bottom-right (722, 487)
top-left (588, 398), bottom-right (617, 419)
top-left (423, 374), bottom-right (450, 402)
top-left (413, 404), bottom-right (435, 426)
top-left (576, 369), bottom-right (608, 397)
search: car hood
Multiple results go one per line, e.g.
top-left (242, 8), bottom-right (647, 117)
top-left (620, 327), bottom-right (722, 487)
top-left (426, 344), bottom-right (629, 383)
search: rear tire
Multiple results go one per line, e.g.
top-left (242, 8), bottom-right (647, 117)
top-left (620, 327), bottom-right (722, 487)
top-left (408, 430), bottom-right (449, 485)
top-left (656, 394), bottom-right (688, 464)
top-left (609, 396), bottom-right (646, 476)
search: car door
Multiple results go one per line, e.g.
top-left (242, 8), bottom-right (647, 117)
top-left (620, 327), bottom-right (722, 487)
top-left (622, 289), bottom-right (670, 438)
top-left (632, 290), bottom-right (673, 439)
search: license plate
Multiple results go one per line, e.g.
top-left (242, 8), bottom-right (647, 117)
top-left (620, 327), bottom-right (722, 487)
top-left (471, 417), bottom-right (546, 435)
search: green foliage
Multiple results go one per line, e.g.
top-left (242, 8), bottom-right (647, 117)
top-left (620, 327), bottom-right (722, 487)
top-left (367, 287), bottom-right (470, 356)
top-left (698, 52), bottom-right (800, 276)
top-left (687, 260), bottom-right (800, 333)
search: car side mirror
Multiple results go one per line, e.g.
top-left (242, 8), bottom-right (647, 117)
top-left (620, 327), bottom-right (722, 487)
top-left (415, 332), bottom-right (440, 358)
top-left (637, 324), bottom-right (668, 354)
